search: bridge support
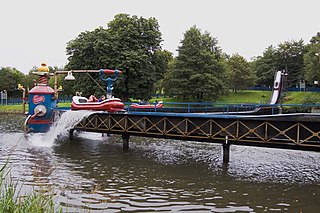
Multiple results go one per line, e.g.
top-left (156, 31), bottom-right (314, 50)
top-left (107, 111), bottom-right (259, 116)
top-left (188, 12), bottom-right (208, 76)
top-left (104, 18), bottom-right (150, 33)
top-left (223, 136), bottom-right (230, 163)
top-left (69, 129), bottom-right (74, 140)
top-left (122, 133), bottom-right (130, 150)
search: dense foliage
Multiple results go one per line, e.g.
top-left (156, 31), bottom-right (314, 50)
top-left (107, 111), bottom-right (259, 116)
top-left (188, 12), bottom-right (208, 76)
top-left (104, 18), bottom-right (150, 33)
top-left (0, 67), bottom-right (25, 97)
top-left (66, 14), bottom-right (165, 101)
top-left (163, 26), bottom-right (227, 100)
top-left (304, 33), bottom-right (320, 84)
top-left (252, 40), bottom-right (306, 88)
top-left (226, 54), bottom-right (255, 93)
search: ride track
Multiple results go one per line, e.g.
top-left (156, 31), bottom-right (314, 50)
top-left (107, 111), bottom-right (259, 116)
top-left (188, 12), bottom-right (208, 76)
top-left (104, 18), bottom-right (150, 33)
top-left (66, 70), bottom-right (320, 162)
top-left (71, 111), bottom-right (320, 163)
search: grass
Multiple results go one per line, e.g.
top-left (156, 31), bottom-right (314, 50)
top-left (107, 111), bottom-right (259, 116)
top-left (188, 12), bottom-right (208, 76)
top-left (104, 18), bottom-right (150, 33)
top-left (0, 105), bottom-right (27, 114)
top-left (283, 91), bottom-right (320, 104)
top-left (148, 90), bottom-right (271, 104)
top-left (0, 161), bottom-right (61, 213)
top-left (57, 102), bottom-right (71, 108)
top-left (217, 90), bottom-right (271, 104)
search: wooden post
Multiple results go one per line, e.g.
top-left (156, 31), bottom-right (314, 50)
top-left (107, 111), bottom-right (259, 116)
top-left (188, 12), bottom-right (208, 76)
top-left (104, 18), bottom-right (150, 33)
top-left (69, 129), bottom-right (74, 140)
top-left (122, 133), bottom-right (130, 150)
top-left (22, 88), bottom-right (26, 114)
top-left (54, 72), bottom-right (58, 100)
top-left (223, 135), bottom-right (230, 163)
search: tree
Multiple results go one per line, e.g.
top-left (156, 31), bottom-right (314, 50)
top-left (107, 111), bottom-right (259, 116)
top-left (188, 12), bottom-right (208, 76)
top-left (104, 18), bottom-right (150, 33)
top-left (304, 32), bottom-right (320, 84)
top-left (66, 14), bottom-right (164, 101)
top-left (227, 54), bottom-right (256, 93)
top-left (252, 46), bottom-right (278, 86)
top-left (164, 26), bottom-right (227, 100)
top-left (0, 67), bottom-right (25, 97)
top-left (275, 39), bottom-right (305, 87)
top-left (152, 50), bottom-right (173, 95)
top-left (253, 40), bottom-right (306, 88)
top-left (66, 27), bottom-right (115, 97)
top-left (310, 32), bottom-right (320, 44)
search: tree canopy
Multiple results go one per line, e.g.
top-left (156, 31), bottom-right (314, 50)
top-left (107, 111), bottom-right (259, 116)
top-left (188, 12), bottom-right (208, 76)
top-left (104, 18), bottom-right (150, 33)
top-left (275, 39), bottom-right (305, 87)
top-left (304, 33), bottom-right (320, 85)
top-left (227, 54), bottom-right (255, 93)
top-left (252, 46), bottom-right (278, 86)
top-left (66, 14), bottom-right (165, 101)
top-left (163, 26), bottom-right (227, 100)
top-left (0, 67), bottom-right (25, 97)
top-left (253, 40), bottom-right (306, 88)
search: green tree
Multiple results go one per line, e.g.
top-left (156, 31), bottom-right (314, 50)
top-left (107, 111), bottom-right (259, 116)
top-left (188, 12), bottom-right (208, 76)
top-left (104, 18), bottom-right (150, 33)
top-left (162, 58), bottom-right (176, 97)
top-left (66, 27), bottom-right (113, 97)
top-left (165, 26), bottom-right (227, 100)
top-left (310, 32), bottom-right (320, 44)
top-left (304, 32), bottom-right (320, 85)
top-left (275, 39), bottom-right (305, 87)
top-left (252, 46), bottom-right (278, 86)
top-left (152, 50), bottom-right (173, 95)
top-left (66, 14), bottom-right (164, 101)
top-left (0, 67), bottom-right (25, 97)
top-left (227, 54), bottom-right (256, 93)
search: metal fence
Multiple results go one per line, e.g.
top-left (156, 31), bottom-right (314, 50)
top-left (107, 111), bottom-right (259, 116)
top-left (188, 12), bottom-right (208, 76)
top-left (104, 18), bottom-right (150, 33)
top-left (247, 86), bottom-right (320, 92)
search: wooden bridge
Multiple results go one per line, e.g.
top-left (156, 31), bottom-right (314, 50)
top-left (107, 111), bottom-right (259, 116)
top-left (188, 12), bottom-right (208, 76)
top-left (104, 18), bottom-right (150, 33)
top-left (71, 112), bottom-right (320, 162)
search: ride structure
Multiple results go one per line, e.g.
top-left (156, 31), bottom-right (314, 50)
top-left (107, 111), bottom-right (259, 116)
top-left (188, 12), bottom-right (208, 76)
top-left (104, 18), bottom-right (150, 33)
top-left (25, 65), bottom-right (125, 133)
top-left (25, 63), bottom-right (57, 132)
top-left (70, 69), bottom-right (124, 112)
top-left (269, 70), bottom-right (286, 105)
top-left (130, 101), bottom-right (163, 109)
top-left (99, 69), bottom-right (121, 99)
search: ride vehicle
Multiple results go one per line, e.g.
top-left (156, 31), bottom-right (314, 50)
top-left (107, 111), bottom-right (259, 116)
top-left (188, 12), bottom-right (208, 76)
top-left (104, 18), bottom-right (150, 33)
top-left (71, 96), bottom-right (124, 112)
top-left (130, 101), bottom-right (163, 109)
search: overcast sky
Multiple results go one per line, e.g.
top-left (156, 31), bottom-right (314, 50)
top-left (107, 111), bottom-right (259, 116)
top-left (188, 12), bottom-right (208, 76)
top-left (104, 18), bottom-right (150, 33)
top-left (1, 0), bottom-right (319, 74)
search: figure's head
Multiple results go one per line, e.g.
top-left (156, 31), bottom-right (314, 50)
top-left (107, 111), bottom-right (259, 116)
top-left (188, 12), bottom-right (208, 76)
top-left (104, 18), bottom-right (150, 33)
top-left (101, 95), bottom-right (106, 100)
top-left (38, 62), bottom-right (49, 72)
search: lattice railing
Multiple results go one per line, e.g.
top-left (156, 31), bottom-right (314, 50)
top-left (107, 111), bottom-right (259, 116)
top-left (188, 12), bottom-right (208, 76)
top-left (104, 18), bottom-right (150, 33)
top-left (75, 113), bottom-right (320, 150)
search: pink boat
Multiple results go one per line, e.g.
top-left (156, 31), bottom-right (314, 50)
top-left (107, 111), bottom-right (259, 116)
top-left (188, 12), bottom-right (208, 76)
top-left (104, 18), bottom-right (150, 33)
top-left (71, 96), bottom-right (125, 112)
top-left (130, 101), bottom-right (163, 109)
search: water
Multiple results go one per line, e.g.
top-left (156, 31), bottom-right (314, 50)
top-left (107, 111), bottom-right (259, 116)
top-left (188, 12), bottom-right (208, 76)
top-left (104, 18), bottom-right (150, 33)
top-left (28, 110), bottom-right (94, 147)
top-left (0, 113), bottom-right (319, 212)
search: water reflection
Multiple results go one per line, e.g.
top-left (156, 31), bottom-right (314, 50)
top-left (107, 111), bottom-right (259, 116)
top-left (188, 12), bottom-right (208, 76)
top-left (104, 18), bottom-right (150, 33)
top-left (51, 133), bottom-right (319, 212)
top-left (0, 114), bottom-right (319, 212)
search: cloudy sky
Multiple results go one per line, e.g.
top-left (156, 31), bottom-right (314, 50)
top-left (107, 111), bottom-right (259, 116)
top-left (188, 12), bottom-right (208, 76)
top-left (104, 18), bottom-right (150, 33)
top-left (1, 0), bottom-right (319, 74)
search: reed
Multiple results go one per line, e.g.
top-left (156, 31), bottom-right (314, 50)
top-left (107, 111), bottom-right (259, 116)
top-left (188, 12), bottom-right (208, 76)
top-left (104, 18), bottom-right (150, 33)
top-left (0, 161), bottom-right (61, 213)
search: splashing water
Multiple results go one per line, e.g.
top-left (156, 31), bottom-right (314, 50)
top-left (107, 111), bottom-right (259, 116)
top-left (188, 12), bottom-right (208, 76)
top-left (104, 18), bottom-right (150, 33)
top-left (28, 110), bottom-right (94, 147)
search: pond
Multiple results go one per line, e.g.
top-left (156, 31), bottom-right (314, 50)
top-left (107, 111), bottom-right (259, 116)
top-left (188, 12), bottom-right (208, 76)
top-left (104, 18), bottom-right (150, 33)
top-left (0, 113), bottom-right (319, 212)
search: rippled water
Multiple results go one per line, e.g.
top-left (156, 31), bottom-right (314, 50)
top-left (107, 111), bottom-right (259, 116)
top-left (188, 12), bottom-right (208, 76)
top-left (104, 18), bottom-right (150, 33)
top-left (0, 113), bottom-right (319, 212)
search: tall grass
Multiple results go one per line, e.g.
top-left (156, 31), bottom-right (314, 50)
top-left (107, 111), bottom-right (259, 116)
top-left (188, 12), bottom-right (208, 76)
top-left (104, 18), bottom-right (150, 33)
top-left (0, 161), bottom-right (61, 213)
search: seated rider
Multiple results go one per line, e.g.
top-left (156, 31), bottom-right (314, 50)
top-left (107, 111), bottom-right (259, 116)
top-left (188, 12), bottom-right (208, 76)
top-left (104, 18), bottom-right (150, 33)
top-left (98, 95), bottom-right (106, 102)
top-left (88, 95), bottom-right (98, 102)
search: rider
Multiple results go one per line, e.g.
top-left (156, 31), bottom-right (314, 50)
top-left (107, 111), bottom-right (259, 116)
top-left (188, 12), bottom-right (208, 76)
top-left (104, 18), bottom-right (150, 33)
top-left (98, 95), bottom-right (106, 102)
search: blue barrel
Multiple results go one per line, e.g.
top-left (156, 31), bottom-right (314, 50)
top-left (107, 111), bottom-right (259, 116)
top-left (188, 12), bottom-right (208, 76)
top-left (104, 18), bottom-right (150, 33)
top-left (27, 85), bottom-right (57, 132)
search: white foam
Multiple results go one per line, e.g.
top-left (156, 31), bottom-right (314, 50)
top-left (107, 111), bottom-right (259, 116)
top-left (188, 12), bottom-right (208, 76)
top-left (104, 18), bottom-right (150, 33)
top-left (28, 110), bottom-right (94, 147)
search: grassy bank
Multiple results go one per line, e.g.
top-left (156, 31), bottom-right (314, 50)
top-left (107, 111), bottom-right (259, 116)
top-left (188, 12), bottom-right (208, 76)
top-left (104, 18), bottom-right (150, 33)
top-left (283, 91), bottom-right (320, 104)
top-left (0, 105), bottom-right (26, 114)
top-left (216, 90), bottom-right (271, 104)
top-left (148, 90), bottom-right (271, 104)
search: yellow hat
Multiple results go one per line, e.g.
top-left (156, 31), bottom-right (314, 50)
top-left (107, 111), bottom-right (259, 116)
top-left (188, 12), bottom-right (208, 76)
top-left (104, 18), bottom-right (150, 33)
top-left (38, 62), bottom-right (49, 72)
